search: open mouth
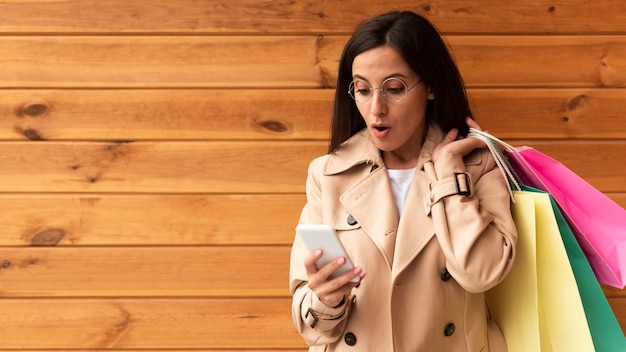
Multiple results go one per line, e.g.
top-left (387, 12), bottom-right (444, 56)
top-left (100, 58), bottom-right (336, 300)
top-left (374, 126), bottom-right (389, 131)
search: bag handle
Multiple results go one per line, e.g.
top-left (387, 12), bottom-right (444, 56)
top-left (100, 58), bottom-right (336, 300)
top-left (468, 128), bottom-right (518, 153)
top-left (467, 128), bottom-right (523, 200)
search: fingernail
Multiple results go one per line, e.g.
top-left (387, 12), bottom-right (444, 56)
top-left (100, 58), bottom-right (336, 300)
top-left (337, 257), bottom-right (345, 265)
top-left (315, 249), bottom-right (322, 257)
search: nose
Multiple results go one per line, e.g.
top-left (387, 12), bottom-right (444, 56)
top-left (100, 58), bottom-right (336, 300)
top-left (369, 88), bottom-right (387, 116)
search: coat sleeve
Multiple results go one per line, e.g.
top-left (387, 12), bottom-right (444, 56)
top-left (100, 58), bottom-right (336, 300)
top-left (289, 156), bottom-right (353, 346)
top-left (425, 148), bottom-right (518, 293)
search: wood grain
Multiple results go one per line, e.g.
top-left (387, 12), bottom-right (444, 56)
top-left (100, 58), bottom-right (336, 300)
top-left (0, 141), bottom-right (319, 193)
top-left (0, 194), bottom-right (305, 246)
top-left (2, 36), bottom-right (626, 88)
top-left (0, 298), bottom-right (305, 349)
top-left (2, 88), bottom-right (626, 141)
top-left (0, 141), bottom-right (623, 193)
top-left (0, 0), bottom-right (625, 35)
top-left (0, 247), bottom-right (292, 297)
top-left (0, 297), bottom-right (621, 348)
top-left (0, 193), bottom-right (623, 247)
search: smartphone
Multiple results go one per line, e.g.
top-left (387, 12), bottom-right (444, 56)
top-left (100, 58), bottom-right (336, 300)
top-left (296, 224), bottom-right (359, 283)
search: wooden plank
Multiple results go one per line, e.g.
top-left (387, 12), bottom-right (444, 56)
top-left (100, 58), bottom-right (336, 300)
top-left (0, 298), bottom-right (305, 349)
top-left (604, 285), bottom-right (626, 298)
top-left (3, 88), bottom-right (626, 141)
top-left (0, 247), bottom-right (291, 297)
top-left (446, 36), bottom-right (626, 88)
top-left (470, 89), bottom-right (626, 139)
top-left (0, 36), bottom-right (324, 88)
top-left (0, 141), bottom-right (323, 193)
top-left (2, 36), bottom-right (626, 88)
top-left (0, 193), bottom-right (622, 247)
top-left (1, 89), bottom-right (334, 141)
top-left (0, 296), bottom-right (621, 349)
top-left (0, 194), bottom-right (305, 246)
top-left (0, 0), bottom-right (625, 35)
top-left (0, 141), bottom-right (624, 193)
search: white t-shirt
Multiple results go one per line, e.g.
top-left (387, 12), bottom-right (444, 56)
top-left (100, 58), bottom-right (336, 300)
top-left (387, 168), bottom-right (416, 215)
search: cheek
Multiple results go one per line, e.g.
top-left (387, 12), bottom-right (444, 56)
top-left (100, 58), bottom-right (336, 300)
top-left (356, 106), bottom-right (369, 122)
top-left (407, 98), bottom-right (428, 119)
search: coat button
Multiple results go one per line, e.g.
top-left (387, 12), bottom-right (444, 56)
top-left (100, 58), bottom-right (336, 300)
top-left (344, 332), bottom-right (357, 346)
top-left (347, 215), bottom-right (358, 226)
top-left (440, 267), bottom-right (452, 281)
top-left (444, 323), bottom-right (455, 336)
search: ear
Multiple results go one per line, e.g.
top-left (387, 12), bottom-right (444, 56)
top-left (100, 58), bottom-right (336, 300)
top-left (427, 86), bottom-right (435, 100)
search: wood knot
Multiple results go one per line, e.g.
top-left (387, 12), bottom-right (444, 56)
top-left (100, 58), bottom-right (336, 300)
top-left (29, 228), bottom-right (65, 246)
top-left (23, 128), bottom-right (45, 140)
top-left (21, 103), bottom-right (50, 117)
top-left (256, 119), bottom-right (291, 134)
top-left (1, 259), bottom-right (12, 269)
top-left (566, 94), bottom-right (589, 111)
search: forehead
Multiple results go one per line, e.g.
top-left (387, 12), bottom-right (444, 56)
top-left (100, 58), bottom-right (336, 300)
top-left (351, 46), bottom-right (413, 80)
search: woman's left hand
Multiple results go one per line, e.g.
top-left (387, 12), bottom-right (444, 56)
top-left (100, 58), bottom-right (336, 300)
top-left (432, 117), bottom-right (486, 163)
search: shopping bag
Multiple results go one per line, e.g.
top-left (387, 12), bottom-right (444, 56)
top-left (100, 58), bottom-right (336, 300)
top-left (509, 146), bottom-right (626, 288)
top-left (470, 129), bottom-right (626, 350)
top-left (471, 129), bottom-right (626, 288)
top-left (486, 190), bottom-right (596, 352)
top-left (540, 187), bottom-right (626, 351)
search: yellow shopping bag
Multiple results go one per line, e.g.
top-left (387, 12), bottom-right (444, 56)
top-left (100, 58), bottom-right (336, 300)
top-left (486, 191), bottom-right (595, 352)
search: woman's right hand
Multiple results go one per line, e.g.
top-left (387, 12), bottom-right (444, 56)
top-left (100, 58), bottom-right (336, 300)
top-left (304, 249), bottom-right (365, 307)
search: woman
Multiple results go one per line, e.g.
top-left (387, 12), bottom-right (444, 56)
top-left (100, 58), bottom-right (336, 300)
top-left (289, 11), bottom-right (517, 351)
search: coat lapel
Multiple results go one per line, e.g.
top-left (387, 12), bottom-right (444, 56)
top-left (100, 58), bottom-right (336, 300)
top-left (391, 126), bottom-right (444, 278)
top-left (392, 171), bottom-right (435, 277)
top-left (341, 166), bottom-right (399, 269)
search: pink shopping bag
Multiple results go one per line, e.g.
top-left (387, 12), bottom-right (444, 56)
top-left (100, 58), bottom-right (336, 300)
top-left (467, 129), bottom-right (626, 288)
top-left (507, 146), bottom-right (626, 288)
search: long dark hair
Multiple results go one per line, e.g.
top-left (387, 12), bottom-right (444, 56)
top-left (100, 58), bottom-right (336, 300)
top-left (328, 11), bottom-right (473, 153)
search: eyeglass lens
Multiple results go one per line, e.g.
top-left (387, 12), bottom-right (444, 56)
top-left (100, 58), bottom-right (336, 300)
top-left (349, 77), bottom-right (409, 103)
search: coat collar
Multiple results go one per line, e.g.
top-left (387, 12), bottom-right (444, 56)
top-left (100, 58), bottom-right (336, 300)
top-left (322, 125), bottom-right (447, 275)
top-left (323, 125), bottom-right (446, 176)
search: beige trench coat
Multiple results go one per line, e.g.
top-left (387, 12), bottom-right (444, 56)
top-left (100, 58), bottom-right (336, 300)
top-left (289, 126), bottom-right (518, 351)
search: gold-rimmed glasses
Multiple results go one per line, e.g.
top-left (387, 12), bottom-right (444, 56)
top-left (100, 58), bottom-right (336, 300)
top-left (348, 77), bottom-right (423, 103)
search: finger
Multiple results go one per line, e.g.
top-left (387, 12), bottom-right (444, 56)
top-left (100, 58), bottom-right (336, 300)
top-left (341, 266), bottom-right (364, 283)
top-left (457, 135), bottom-right (486, 153)
top-left (466, 117), bottom-right (482, 131)
top-left (443, 128), bottom-right (459, 144)
top-left (316, 256), bottom-right (348, 281)
top-left (303, 249), bottom-right (323, 277)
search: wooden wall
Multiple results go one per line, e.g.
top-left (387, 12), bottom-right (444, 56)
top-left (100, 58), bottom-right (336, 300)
top-left (0, 1), bottom-right (624, 350)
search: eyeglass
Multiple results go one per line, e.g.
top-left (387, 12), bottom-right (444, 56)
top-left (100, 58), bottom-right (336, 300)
top-left (348, 77), bottom-right (423, 103)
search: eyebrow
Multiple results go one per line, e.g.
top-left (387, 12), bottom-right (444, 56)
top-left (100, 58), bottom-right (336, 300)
top-left (352, 73), bottom-right (410, 82)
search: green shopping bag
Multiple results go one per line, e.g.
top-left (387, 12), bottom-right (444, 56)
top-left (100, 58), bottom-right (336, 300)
top-left (528, 186), bottom-right (626, 351)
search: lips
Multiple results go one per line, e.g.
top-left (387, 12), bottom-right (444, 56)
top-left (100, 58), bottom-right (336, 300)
top-left (371, 125), bottom-right (390, 139)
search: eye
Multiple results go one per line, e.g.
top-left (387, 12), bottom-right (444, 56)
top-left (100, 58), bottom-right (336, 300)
top-left (356, 88), bottom-right (371, 96)
top-left (384, 86), bottom-right (405, 94)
